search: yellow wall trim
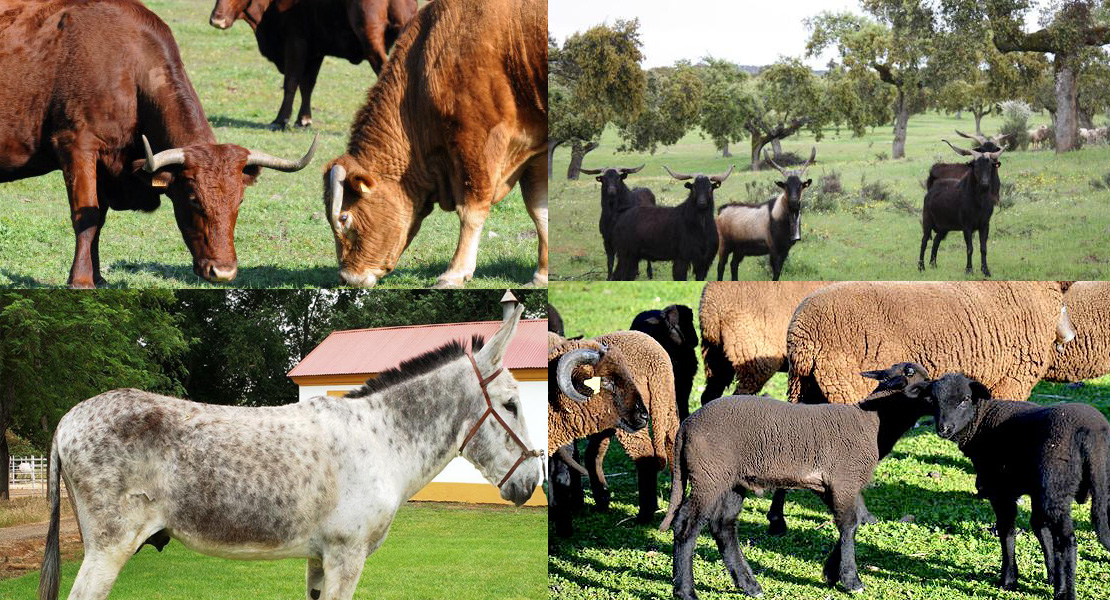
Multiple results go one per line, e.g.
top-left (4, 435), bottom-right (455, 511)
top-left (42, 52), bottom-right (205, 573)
top-left (293, 367), bottom-right (546, 386)
top-left (410, 482), bottom-right (547, 506)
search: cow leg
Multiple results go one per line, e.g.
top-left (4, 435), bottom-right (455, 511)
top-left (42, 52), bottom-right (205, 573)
top-left (306, 558), bottom-right (325, 600)
top-left (67, 547), bottom-right (133, 600)
top-left (295, 54), bottom-right (325, 128)
top-left (320, 547), bottom-right (368, 600)
top-left (672, 259), bottom-right (690, 281)
top-left (272, 36), bottom-right (309, 131)
top-left (717, 248), bottom-right (728, 281)
top-left (435, 201), bottom-right (490, 288)
top-left (929, 230), bottom-right (948, 268)
top-left (646, 261), bottom-right (654, 279)
top-left (519, 155), bottom-right (548, 286)
top-left (584, 433), bottom-right (612, 511)
top-left (59, 147), bottom-right (103, 289)
top-left (978, 224), bottom-right (991, 277)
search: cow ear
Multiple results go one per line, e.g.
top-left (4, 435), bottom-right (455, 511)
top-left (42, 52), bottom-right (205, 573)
top-left (970, 381), bottom-right (991, 401)
top-left (351, 172), bottom-right (374, 196)
top-left (242, 165), bottom-right (262, 186)
top-left (595, 176), bottom-right (603, 183)
top-left (133, 159), bottom-right (175, 188)
top-left (775, 181), bottom-right (786, 189)
top-left (620, 173), bottom-right (628, 180)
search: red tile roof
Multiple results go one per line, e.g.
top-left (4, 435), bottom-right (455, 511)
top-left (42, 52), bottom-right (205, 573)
top-left (287, 319), bottom-right (548, 378)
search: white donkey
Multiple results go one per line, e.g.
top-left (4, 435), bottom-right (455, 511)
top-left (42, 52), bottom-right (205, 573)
top-left (39, 305), bottom-right (540, 600)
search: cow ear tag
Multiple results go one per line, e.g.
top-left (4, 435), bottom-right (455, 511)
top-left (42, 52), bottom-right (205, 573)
top-left (359, 181), bottom-right (372, 195)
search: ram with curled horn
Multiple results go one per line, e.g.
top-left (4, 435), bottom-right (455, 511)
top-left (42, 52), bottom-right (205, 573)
top-left (581, 164), bottom-right (658, 280)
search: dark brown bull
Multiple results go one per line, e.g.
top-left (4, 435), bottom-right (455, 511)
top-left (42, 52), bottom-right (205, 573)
top-left (322, 0), bottom-right (547, 288)
top-left (208, 0), bottom-right (418, 130)
top-left (0, 0), bottom-right (315, 288)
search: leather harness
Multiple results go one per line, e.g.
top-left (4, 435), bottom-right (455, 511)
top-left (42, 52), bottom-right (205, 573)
top-left (459, 353), bottom-right (542, 488)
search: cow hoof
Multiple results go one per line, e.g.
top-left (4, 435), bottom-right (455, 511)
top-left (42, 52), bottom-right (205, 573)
top-left (433, 277), bottom-right (465, 289)
top-left (68, 280), bottom-right (97, 290)
top-left (982, 269), bottom-right (992, 278)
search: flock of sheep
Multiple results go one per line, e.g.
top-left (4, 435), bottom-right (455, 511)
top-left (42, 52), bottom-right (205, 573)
top-left (547, 280), bottom-right (1110, 600)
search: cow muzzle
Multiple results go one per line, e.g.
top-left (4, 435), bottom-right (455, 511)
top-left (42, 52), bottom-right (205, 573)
top-left (196, 261), bottom-right (238, 283)
top-left (209, 15), bottom-right (233, 29)
top-left (339, 268), bottom-right (386, 288)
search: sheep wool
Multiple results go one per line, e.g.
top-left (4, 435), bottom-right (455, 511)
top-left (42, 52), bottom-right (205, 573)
top-left (547, 334), bottom-right (630, 453)
top-left (1046, 281), bottom-right (1110, 382)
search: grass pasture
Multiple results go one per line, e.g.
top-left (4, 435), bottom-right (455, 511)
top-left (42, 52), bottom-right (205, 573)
top-left (551, 112), bottom-right (1110, 282)
top-left (0, 503), bottom-right (547, 599)
top-left (0, 0), bottom-right (540, 289)
top-left (548, 282), bottom-right (1110, 600)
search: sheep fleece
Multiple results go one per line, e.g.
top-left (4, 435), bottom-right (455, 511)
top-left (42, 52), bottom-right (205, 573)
top-left (1046, 281), bottom-right (1110, 382)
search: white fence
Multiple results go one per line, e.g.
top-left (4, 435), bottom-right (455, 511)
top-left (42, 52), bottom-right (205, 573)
top-left (8, 455), bottom-right (49, 497)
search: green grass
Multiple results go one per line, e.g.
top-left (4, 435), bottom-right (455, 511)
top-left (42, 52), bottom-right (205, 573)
top-left (0, 504), bottom-right (546, 599)
top-left (548, 283), bottom-right (1110, 600)
top-left (0, 0), bottom-right (539, 289)
top-left (551, 111), bottom-right (1110, 281)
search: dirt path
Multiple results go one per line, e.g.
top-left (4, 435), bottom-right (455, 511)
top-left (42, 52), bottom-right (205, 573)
top-left (0, 518), bottom-right (82, 580)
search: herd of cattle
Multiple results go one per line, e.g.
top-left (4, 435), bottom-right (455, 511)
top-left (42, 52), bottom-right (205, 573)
top-left (0, 0), bottom-right (547, 288)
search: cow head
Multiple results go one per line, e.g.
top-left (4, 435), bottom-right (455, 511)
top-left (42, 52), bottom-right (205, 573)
top-left (135, 135), bottom-right (317, 283)
top-left (209, 0), bottom-right (271, 30)
top-left (765, 146), bottom-right (816, 242)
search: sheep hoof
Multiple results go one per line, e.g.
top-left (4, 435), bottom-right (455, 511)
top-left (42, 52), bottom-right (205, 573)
top-left (837, 580), bottom-right (865, 594)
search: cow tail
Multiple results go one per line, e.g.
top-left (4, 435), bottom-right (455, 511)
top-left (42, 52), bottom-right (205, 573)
top-left (658, 422), bottom-right (687, 532)
top-left (38, 436), bottom-right (61, 600)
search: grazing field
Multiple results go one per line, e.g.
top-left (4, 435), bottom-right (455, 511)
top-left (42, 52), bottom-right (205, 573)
top-left (548, 282), bottom-right (1110, 600)
top-left (551, 112), bottom-right (1110, 282)
top-left (0, 503), bottom-right (546, 599)
top-left (0, 0), bottom-right (540, 289)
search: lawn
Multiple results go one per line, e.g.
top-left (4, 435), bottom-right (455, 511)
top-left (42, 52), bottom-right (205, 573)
top-left (548, 282), bottom-right (1110, 600)
top-left (0, 0), bottom-right (540, 289)
top-left (550, 111), bottom-right (1110, 282)
top-left (0, 503), bottom-right (547, 600)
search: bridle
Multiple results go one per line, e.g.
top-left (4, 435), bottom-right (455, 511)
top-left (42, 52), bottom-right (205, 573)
top-left (459, 353), bottom-right (542, 487)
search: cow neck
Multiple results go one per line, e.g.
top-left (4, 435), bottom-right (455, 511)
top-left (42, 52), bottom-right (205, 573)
top-left (139, 59), bottom-right (217, 148)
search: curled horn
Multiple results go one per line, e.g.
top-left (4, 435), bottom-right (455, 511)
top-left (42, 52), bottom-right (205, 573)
top-left (799, 146), bottom-right (817, 176)
top-left (955, 129), bottom-right (987, 145)
top-left (245, 133), bottom-right (318, 172)
top-left (763, 150), bottom-right (788, 176)
top-left (327, 164), bottom-right (346, 229)
top-left (710, 164), bottom-right (735, 183)
top-left (943, 139), bottom-right (974, 157)
top-left (556, 348), bottom-right (602, 402)
top-left (141, 135), bottom-right (186, 173)
top-left (663, 166), bottom-right (694, 181)
top-left (619, 164), bottom-right (645, 175)
top-left (578, 167), bottom-right (605, 175)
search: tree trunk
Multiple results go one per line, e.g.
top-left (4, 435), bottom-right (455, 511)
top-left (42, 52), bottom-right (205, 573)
top-left (721, 141), bottom-right (731, 158)
top-left (750, 136), bottom-right (771, 171)
top-left (1054, 56), bottom-right (1079, 153)
top-left (566, 140), bottom-right (598, 180)
top-left (547, 139), bottom-right (562, 179)
top-left (892, 92), bottom-right (910, 159)
top-left (771, 138), bottom-right (783, 158)
top-left (0, 430), bottom-right (8, 501)
top-left (973, 110), bottom-right (985, 136)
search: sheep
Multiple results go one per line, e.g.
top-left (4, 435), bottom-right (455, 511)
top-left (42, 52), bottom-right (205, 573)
top-left (928, 372), bottom-right (1110, 600)
top-left (611, 166), bottom-right (734, 281)
top-left (582, 330), bottom-right (679, 524)
top-left (919, 142), bottom-right (1003, 277)
top-left (1029, 124), bottom-right (1050, 150)
top-left (660, 363), bottom-right (933, 598)
top-left (579, 165), bottom-right (657, 280)
top-left (699, 281), bottom-right (830, 404)
top-left (715, 147), bottom-right (816, 281)
top-left (787, 281), bottom-right (1076, 404)
top-left (1046, 281), bottom-right (1110, 383)
top-left (631, 304), bottom-right (698, 421)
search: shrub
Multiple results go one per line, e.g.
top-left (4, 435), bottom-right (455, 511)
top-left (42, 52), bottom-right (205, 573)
top-left (999, 100), bottom-right (1032, 151)
top-left (809, 171), bottom-right (845, 213)
top-left (756, 151), bottom-right (804, 170)
top-left (1091, 173), bottom-right (1110, 190)
top-left (742, 179), bottom-right (779, 204)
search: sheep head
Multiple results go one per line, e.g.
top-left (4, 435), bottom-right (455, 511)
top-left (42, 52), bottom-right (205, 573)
top-left (927, 372), bottom-right (991, 442)
top-left (554, 344), bottom-right (649, 433)
top-left (860, 361), bottom-right (931, 399)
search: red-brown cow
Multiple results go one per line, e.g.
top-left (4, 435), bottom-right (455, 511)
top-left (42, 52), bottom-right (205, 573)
top-left (0, 0), bottom-right (315, 288)
top-left (208, 0), bottom-right (418, 130)
top-left (323, 0), bottom-right (547, 288)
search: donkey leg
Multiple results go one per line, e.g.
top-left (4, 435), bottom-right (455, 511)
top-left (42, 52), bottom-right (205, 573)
top-left (67, 546), bottom-right (133, 600)
top-left (306, 558), bottom-right (325, 600)
top-left (321, 547), bottom-right (368, 600)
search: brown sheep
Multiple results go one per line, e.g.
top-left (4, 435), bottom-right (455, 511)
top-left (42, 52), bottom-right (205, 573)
top-left (700, 281), bottom-right (830, 402)
top-left (787, 281), bottom-right (1076, 404)
top-left (1046, 281), bottom-right (1110, 383)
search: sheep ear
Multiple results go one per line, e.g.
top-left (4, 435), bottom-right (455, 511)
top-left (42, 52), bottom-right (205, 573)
top-left (775, 181), bottom-right (786, 190)
top-left (904, 380), bottom-right (929, 399)
top-left (643, 316), bottom-right (662, 326)
top-left (860, 369), bottom-right (885, 380)
top-left (970, 381), bottom-right (991, 401)
top-left (663, 306), bottom-right (680, 325)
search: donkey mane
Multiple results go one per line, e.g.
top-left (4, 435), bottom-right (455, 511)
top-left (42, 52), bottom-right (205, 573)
top-left (345, 334), bottom-right (487, 398)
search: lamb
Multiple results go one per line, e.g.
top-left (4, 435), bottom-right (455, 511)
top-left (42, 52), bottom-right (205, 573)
top-left (660, 363), bottom-right (933, 597)
top-left (919, 142), bottom-right (1003, 277)
top-left (787, 281), bottom-right (1075, 404)
top-left (579, 165), bottom-right (657, 280)
top-left (1046, 281), bottom-right (1110, 383)
top-left (611, 166), bottom-right (734, 281)
top-left (699, 281), bottom-right (830, 404)
top-left (630, 304), bottom-right (698, 421)
top-left (929, 372), bottom-right (1110, 600)
top-left (715, 148), bottom-right (815, 281)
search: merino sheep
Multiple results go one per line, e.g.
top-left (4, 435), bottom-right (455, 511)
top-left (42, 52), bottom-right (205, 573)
top-left (631, 304), bottom-right (698, 421)
top-left (787, 281), bottom-right (1076, 404)
top-left (699, 281), bottom-right (830, 403)
top-left (1046, 281), bottom-right (1110, 383)
top-left (660, 363), bottom-right (933, 597)
top-left (929, 372), bottom-right (1110, 600)
top-left (583, 330), bottom-right (679, 524)
top-left (579, 165), bottom-right (657, 280)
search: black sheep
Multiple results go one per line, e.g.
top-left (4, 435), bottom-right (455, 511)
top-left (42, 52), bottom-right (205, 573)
top-left (929, 372), bottom-right (1110, 600)
top-left (579, 165), bottom-right (657, 280)
top-left (611, 166), bottom-right (734, 281)
top-left (630, 305), bottom-right (698, 421)
top-left (919, 144), bottom-right (1004, 277)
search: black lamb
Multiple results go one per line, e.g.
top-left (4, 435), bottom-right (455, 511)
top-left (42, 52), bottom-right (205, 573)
top-left (630, 305), bottom-right (697, 421)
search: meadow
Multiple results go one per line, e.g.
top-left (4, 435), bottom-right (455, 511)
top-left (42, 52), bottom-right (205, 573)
top-left (548, 282), bottom-right (1110, 600)
top-left (550, 112), bottom-right (1110, 282)
top-left (0, 0), bottom-right (540, 289)
top-left (0, 503), bottom-right (547, 599)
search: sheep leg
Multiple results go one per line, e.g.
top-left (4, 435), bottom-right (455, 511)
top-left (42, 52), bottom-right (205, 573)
top-left (548, 454), bottom-right (576, 537)
top-left (929, 230), bottom-right (948, 268)
top-left (962, 229), bottom-right (974, 275)
top-left (671, 496), bottom-right (709, 600)
top-left (822, 489), bottom-right (864, 592)
top-left (1031, 506), bottom-right (1057, 587)
top-left (767, 489), bottom-right (788, 535)
top-left (585, 433), bottom-right (613, 511)
top-left (672, 259), bottom-right (690, 281)
top-left (701, 343), bottom-right (735, 405)
top-left (856, 496), bottom-right (878, 525)
top-left (730, 253), bottom-right (742, 281)
top-left (709, 491), bottom-right (763, 597)
top-left (990, 496), bottom-right (1020, 590)
top-left (1046, 503), bottom-right (1077, 600)
top-left (634, 457), bottom-right (660, 524)
top-left (978, 225), bottom-right (991, 277)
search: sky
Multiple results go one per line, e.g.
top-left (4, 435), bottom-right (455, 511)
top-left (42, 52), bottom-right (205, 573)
top-left (548, 0), bottom-right (1050, 69)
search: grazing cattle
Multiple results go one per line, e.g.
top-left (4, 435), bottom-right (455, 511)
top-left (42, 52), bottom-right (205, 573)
top-left (0, 0), bottom-right (316, 288)
top-left (928, 138), bottom-right (1003, 206)
top-left (1029, 124), bottom-right (1050, 150)
top-left (323, 0), bottom-right (547, 288)
top-left (208, 0), bottom-right (418, 130)
top-left (919, 143), bottom-right (1004, 277)
top-left (579, 165), bottom-right (656, 280)
top-left (716, 148), bottom-right (815, 281)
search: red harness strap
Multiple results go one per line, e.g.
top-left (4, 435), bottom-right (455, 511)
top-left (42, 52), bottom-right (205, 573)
top-left (459, 352), bottom-right (542, 488)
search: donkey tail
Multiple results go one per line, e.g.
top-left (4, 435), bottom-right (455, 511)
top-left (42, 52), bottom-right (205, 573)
top-left (1084, 428), bottom-right (1110, 553)
top-left (658, 422), bottom-right (687, 532)
top-left (38, 436), bottom-right (61, 600)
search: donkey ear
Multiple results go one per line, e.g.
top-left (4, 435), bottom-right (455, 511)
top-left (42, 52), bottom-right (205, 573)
top-left (476, 303), bottom-right (524, 369)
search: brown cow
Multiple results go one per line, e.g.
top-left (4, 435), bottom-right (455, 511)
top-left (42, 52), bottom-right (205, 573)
top-left (0, 0), bottom-right (316, 288)
top-left (323, 0), bottom-right (547, 288)
top-left (208, 0), bottom-right (419, 130)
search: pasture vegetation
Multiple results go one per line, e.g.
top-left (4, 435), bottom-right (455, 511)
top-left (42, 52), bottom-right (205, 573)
top-left (548, 282), bottom-right (1110, 600)
top-left (0, 503), bottom-right (546, 599)
top-left (0, 0), bottom-right (539, 289)
top-left (550, 112), bottom-right (1110, 282)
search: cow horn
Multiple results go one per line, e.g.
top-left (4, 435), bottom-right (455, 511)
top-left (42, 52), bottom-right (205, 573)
top-left (799, 146), bottom-right (817, 176)
top-left (763, 151), bottom-right (788, 176)
top-left (578, 167), bottom-right (604, 175)
top-left (245, 133), bottom-right (318, 171)
top-left (955, 129), bottom-right (987, 144)
top-left (619, 164), bottom-right (646, 175)
top-left (663, 166), bottom-right (694, 181)
top-left (943, 139), bottom-right (974, 156)
top-left (556, 348), bottom-right (602, 402)
top-left (142, 135), bottom-right (186, 172)
top-left (327, 164), bottom-right (346, 229)
top-left (710, 165), bottom-right (735, 183)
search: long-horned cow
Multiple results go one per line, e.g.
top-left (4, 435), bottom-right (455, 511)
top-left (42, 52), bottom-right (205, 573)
top-left (0, 0), bottom-right (316, 288)
top-left (323, 0), bottom-right (547, 288)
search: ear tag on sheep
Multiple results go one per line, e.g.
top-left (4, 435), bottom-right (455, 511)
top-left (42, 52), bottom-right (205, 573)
top-left (583, 377), bottom-right (601, 394)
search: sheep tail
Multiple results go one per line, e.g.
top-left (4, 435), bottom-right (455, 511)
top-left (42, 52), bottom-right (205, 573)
top-left (659, 423), bottom-right (687, 532)
top-left (1084, 430), bottom-right (1110, 553)
top-left (38, 435), bottom-right (61, 600)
